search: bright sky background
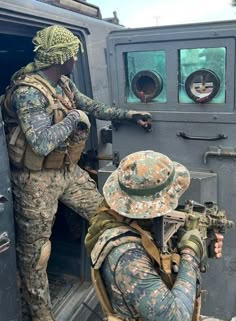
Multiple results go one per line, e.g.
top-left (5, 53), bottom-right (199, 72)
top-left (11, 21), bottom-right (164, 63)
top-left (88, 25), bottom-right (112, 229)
top-left (90, 0), bottom-right (236, 28)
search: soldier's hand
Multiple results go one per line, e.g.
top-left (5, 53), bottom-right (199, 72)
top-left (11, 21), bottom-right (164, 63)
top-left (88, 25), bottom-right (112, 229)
top-left (69, 109), bottom-right (91, 130)
top-left (126, 110), bottom-right (152, 132)
top-left (178, 228), bottom-right (205, 262)
top-left (214, 233), bottom-right (224, 259)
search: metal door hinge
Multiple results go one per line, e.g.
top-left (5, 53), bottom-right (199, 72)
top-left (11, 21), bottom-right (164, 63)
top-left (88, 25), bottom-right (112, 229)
top-left (0, 195), bottom-right (8, 213)
top-left (0, 232), bottom-right (10, 254)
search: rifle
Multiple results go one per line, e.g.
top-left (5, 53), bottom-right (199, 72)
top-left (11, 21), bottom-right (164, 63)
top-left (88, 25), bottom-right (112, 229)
top-left (153, 200), bottom-right (234, 272)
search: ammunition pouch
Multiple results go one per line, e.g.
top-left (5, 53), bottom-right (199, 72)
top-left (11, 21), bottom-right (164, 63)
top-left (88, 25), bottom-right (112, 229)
top-left (65, 140), bottom-right (85, 165)
top-left (7, 125), bottom-right (86, 170)
top-left (43, 149), bottom-right (66, 170)
top-left (7, 125), bottom-right (26, 168)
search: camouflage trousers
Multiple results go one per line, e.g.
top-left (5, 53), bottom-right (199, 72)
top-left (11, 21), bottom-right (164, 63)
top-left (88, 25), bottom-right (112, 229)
top-left (11, 164), bottom-right (103, 321)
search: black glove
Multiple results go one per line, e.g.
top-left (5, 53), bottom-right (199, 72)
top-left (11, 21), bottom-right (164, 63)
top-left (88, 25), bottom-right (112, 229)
top-left (126, 110), bottom-right (152, 132)
top-left (126, 110), bottom-right (152, 122)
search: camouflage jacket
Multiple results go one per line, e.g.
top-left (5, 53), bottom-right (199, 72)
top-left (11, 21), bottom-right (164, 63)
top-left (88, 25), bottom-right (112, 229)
top-left (10, 72), bottom-right (128, 156)
top-left (91, 225), bottom-right (200, 321)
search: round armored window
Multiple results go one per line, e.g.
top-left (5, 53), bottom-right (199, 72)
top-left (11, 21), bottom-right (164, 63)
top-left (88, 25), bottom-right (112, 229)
top-left (131, 70), bottom-right (163, 102)
top-left (185, 69), bottom-right (220, 103)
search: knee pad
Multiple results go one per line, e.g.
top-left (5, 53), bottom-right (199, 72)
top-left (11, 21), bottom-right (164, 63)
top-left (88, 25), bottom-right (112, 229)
top-left (35, 240), bottom-right (51, 271)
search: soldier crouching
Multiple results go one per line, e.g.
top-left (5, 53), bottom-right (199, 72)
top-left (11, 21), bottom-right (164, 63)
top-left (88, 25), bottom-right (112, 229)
top-left (85, 150), bottom-right (224, 321)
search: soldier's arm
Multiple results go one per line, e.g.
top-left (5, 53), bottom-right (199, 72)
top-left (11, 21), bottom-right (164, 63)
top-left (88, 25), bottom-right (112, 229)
top-left (102, 243), bottom-right (199, 321)
top-left (68, 79), bottom-right (129, 120)
top-left (11, 86), bottom-right (80, 156)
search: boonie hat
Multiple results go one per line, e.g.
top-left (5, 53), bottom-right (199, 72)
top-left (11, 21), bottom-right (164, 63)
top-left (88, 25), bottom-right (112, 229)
top-left (103, 150), bottom-right (190, 219)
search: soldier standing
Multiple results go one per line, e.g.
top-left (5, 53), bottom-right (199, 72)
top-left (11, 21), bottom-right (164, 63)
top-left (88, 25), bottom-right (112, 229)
top-left (2, 25), bottom-right (152, 321)
top-left (85, 150), bottom-right (223, 321)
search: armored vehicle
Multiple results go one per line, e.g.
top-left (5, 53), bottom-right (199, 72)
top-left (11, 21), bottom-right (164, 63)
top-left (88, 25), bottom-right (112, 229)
top-left (0, 1), bottom-right (236, 320)
top-left (99, 21), bottom-right (236, 321)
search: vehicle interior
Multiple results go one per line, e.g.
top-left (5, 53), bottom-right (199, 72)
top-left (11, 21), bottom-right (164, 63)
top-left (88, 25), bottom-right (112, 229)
top-left (0, 32), bottom-right (98, 321)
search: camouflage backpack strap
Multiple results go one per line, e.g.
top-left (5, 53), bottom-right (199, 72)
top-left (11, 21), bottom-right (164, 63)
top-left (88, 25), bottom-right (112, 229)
top-left (91, 268), bottom-right (142, 321)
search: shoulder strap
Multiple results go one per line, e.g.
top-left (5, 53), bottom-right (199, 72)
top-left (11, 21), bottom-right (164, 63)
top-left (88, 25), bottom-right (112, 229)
top-left (26, 74), bottom-right (76, 115)
top-left (91, 268), bottom-right (142, 321)
top-left (129, 221), bottom-right (161, 267)
top-left (102, 207), bottom-right (162, 268)
top-left (27, 74), bottom-right (57, 100)
top-left (103, 208), bottom-right (177, 289)
top-left (192, 297), bottom-right (201, 321)
top-left (59, 75), bottom-right (75, 110)
top-left (33, 74), bottom-right (75, 111)
top-left (3, 75), bottom-right (56, 118)
top-left (91, 268), bottom-right (114, 316)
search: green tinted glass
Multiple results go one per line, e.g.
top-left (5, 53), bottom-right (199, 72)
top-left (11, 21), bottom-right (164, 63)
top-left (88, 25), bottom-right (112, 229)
top-left (125, 51), bottom-right (166, 103)
top-left (179, 47), bottom-right (226, 104)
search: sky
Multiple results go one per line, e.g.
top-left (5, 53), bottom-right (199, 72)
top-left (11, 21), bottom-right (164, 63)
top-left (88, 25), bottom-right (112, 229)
top-left (90, 0), bottom-right (236, 28)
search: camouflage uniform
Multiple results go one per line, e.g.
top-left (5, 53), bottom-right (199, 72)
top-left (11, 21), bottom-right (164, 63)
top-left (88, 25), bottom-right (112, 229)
top-left (9, 71), bottom-right (141, 321)
top-left (5, 25), bottom-right (151, 321)
top-left (101, 239), bottom-right (199, 320)
top-left (85, 151), bottom-right (202, 321)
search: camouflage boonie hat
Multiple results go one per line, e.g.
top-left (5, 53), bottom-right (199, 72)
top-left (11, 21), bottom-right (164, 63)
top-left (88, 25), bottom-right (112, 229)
top-left (103, 150), bottom-right (190, 219)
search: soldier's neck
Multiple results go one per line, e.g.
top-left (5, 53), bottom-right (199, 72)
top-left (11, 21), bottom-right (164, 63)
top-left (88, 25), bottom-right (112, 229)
top-left (40, 66), bottom-right (62, 84)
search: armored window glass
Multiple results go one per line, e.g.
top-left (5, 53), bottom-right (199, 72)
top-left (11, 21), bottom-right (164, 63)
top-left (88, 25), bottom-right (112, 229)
top-left (125, 51), bottom-right (166, 103)
top-left (178, 47), bottom-right (226, 104)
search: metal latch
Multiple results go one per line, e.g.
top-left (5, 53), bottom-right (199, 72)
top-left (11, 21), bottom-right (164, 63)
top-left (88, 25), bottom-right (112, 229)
top-left (0, 232), bottom-right (10, 254)
top-left (100, 125), bottom-right (112, 144)
top-left (204, 146), bottom-right (236, 164)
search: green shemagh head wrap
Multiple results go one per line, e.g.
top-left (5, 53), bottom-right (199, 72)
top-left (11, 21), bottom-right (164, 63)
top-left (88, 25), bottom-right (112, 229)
top-left (14, 25), bottom-right (82, 77)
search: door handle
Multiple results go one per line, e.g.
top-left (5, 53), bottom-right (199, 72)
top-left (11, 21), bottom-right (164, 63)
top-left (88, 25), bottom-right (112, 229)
top-left (0, 232), bottom-right (10, 254)
top-left (177, 132), bottom-right (228, 141)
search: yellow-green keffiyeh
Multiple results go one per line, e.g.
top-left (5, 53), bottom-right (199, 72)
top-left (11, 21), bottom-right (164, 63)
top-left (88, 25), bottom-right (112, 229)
top-left (13, 25), bottom-right (83, 79)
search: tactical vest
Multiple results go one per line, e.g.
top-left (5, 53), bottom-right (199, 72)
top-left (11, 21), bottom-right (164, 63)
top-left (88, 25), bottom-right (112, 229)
top-left (2, 73), bottom-right (87, 171)
top-left (90, 207), bottom-right (201, 321)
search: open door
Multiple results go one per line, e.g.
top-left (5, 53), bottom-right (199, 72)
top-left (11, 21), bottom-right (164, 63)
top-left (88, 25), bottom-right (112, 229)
top-left (0, 28), bottom-right (97, 321)
top-left (0, 110), bottom-right (21, 320)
